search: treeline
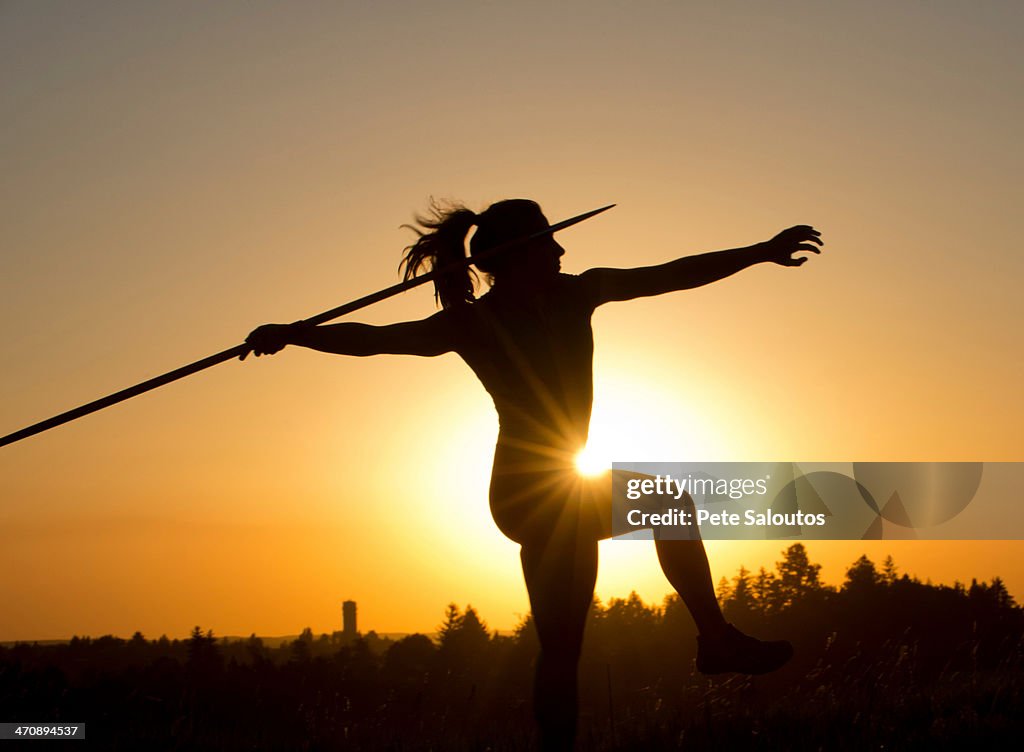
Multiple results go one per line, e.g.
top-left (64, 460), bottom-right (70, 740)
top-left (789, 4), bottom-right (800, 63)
top-left (2, 545), bottom-right (1021, 750)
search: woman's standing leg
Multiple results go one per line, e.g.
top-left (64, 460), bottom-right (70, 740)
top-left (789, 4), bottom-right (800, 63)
top-left (520, 529), bottom-right (598, 752)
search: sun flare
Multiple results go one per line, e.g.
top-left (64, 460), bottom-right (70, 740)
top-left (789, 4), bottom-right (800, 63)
top-left (572, 371), bottom-right (722, 477)
top-left (575, 446), bottom-right (609, 476)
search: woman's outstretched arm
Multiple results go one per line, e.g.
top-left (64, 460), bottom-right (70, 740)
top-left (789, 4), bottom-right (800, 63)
top-left (243, 310), bottom-right (456, 359)
top-left (580, 225), bottom-right (823, 306)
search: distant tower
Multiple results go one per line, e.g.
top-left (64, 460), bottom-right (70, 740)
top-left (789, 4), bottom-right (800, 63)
top-left (342, 600), bottom-right (357, 639)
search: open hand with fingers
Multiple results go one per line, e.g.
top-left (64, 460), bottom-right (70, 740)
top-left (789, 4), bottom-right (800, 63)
top-left (761, 225), bottom-right (823, 267)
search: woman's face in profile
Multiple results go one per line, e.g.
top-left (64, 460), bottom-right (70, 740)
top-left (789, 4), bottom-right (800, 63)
top-left (475, 202), bottom-right (565, 281)
top-left (526, 236), bottom-right (566, 276)
top-left (492, 236), bottom-right (564, 281)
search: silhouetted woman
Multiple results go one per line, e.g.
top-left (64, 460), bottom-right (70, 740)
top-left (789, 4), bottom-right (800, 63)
top-left (246, 199), bottom-right (822, 750)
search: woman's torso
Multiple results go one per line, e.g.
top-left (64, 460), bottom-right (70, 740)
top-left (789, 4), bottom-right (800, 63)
top-left (452, 273), bottom-right (597, 466)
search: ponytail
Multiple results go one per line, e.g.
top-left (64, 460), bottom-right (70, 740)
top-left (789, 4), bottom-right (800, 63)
top-left (400, 200), bottom-right (479, 309)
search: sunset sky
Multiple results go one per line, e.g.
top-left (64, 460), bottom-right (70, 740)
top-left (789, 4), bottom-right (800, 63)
top-left (2, 1), bottom-right (1022, 640)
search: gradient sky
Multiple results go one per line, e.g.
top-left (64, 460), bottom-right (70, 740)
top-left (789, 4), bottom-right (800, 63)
top-left (2, 1), bottom-right (1022, 640)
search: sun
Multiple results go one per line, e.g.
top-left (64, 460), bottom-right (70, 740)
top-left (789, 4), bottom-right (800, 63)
top-left (575, 445), bottom-right (609, 476)
top-left (573, 371), bottom-right (720, 477)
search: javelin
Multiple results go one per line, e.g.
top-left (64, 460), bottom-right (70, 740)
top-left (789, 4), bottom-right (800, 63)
top-left (0, 204), bottom-right (614, 448)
